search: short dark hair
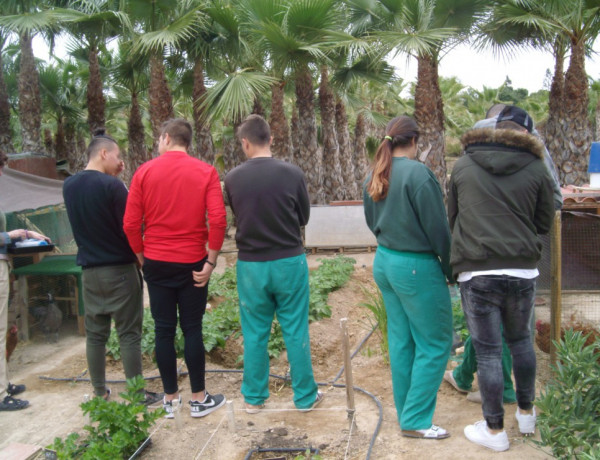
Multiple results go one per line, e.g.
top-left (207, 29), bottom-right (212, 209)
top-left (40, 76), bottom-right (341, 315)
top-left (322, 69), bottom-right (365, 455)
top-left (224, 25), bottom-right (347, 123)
top-left (86, 128), bottom-right (118, 160)
top-left (161, 118), bottom-right (192, 149)
top-left (237, 114), bottom-right (271, 146)
top-left (0, 151), bottom-right (7, 169)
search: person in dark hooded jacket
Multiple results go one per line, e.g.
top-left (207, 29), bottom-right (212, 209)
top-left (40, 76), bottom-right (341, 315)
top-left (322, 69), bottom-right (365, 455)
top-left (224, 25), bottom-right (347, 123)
top-left (448, 105), bottom-right (554, 452)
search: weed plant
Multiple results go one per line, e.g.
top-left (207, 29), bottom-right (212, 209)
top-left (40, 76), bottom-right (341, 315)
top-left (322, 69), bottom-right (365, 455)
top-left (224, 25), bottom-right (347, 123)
top-left (360, 288), bottom-right (388, 361)
top-left (51, 376), bottom-right (164, 459)
top-left (535, 329), bottom-right (600, 459)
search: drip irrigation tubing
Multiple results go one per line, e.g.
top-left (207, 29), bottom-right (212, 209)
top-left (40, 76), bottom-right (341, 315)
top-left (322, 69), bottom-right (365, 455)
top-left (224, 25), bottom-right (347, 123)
top-left (39, 320), bottom-right (383, 459)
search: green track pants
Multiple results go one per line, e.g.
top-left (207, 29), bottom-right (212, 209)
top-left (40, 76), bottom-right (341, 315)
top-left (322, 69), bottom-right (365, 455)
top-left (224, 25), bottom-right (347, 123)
top-left (237, 254), bottom-right (318, 409)
top-left (373, 246), bottom-right (453, 431)
top-left (453, 336), bottom-right (517, 403)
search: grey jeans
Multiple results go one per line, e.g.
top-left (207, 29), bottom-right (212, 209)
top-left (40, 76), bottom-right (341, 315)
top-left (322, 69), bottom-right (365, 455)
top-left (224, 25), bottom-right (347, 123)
top-left (460, 275), bottom-right (537, 430)
top-left (82, 263), bottom-right (143, 397)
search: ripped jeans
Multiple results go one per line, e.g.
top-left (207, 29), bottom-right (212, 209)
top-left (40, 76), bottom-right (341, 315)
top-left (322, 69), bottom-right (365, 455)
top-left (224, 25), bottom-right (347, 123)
top-left (460, 275), bottom-right (536, 430)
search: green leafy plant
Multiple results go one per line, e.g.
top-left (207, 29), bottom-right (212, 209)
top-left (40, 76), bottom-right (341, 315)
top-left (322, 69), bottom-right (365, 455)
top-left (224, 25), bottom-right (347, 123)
top-left (452, 299), bottom-right (469, 343)
top-left (51, 376), bottom-right (164, 459)
top-left (360, 287), bottom-right (388, 361)
top-left (535, 329), bottom-right (600, 459)
top-left (294, 449), bottom-right (323, 460)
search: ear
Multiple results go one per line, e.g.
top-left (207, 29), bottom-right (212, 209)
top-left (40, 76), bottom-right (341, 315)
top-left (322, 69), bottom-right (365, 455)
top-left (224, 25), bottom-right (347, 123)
top-left (268, 136), bottom-right (274, 147)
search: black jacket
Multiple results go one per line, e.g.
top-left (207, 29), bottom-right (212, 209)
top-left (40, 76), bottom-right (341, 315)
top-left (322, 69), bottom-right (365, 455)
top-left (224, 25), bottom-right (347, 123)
top-left (448, 128), bottom-right (555, 277)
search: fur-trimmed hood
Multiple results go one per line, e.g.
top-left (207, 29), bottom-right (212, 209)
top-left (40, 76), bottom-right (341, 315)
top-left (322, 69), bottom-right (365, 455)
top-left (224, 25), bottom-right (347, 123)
top-left (460, 128), bottom-right (545, 176)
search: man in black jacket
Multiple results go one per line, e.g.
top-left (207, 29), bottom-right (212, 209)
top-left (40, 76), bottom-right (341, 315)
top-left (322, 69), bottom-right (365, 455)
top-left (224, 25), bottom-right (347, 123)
top-left (448, 106), bottom-right (555, 452)
top-left (64, 130), bottom-right (161, 405)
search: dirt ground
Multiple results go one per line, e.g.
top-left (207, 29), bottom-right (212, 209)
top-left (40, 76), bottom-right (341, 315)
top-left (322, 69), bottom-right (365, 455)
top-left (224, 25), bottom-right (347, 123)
top-left (1, 253), bottom-right (554, 460)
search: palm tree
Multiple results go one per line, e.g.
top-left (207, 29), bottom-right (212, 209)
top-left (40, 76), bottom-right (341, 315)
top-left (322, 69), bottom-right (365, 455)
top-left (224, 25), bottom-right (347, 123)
top-left (0, 32), bottom-right (14, 154)
top-left (0, 1), bottom-right (74, 154)
top-left (488, 0), bottom-right (600, 185)
top-left (332, 53), bottom-right (396, 199)
top-left (319, 65), bottom-right (342, 203)
top-left (350, 0), bottom-right (488, 194)
top-left (127, 0), bottom-right (204, 152)
top-left (62, 1), bottom-right (129, 134)
top-left (38, 59), bottom-right (85, 167)
top-left (110, 42), bottom-right (150, 181)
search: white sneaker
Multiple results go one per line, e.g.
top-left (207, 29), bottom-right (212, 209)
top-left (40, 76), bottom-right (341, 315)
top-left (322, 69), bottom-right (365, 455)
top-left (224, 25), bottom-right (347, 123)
top-left (515, 407), bottom-right (536, 435)
top-left (464, 420), bottom-right (509, 452)
top-left (163, 395), bottom-right (182, 419)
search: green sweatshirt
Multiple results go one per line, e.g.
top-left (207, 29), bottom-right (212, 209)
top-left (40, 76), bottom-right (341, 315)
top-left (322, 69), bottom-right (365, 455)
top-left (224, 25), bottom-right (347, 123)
top-left (363, 157), bottom-right (452, 281)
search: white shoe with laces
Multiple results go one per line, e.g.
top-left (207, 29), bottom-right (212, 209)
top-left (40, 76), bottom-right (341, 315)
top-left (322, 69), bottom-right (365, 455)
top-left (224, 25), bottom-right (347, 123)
top-left (515, 407), bottom-right (536, 435)
top-left (464, 420), bottom-right (509, 452)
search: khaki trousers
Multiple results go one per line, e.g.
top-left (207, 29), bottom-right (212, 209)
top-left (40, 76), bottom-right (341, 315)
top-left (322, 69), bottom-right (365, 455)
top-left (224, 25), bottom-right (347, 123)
top-left (0, 260), bottom-right (10, 399)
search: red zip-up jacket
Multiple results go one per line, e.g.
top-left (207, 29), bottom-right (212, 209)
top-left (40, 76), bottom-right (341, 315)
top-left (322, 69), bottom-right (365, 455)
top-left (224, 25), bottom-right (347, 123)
top-left (123, 151), bottom-right (226, 263)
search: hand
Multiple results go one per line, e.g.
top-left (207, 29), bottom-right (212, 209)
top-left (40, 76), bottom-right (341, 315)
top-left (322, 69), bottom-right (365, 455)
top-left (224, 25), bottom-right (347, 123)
top-left (192, 263), bottom-right (214, 287)
top-left (8, 229), bottom-right (51, 243)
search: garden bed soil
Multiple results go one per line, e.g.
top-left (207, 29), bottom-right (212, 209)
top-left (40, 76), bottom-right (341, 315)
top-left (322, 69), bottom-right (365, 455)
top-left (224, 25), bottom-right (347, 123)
top-left (1, 254), bottom-right (553, 459)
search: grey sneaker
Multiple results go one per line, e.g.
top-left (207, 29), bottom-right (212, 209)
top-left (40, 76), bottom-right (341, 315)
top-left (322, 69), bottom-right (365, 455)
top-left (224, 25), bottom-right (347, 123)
top-left (163, 395), bottom-right (182, 419)
top-left (189, 392), bottom-right (225, 418)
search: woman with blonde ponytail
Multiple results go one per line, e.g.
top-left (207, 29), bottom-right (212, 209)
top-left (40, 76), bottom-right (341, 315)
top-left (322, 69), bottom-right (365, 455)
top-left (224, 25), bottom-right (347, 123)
top-left (363, 116), bottom-right (454, 440)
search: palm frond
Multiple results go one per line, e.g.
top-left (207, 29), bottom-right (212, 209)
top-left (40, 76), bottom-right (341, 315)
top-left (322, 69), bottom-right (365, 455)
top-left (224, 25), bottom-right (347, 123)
top-left (200, 69), bottom-right (278, 123)
top-left (134, 9), bottom-right (203, 53)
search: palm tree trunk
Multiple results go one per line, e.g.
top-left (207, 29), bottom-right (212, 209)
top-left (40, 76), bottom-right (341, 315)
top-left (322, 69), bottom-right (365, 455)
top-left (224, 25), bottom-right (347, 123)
top-left (336, 98), bottom-right (358, 200)
top-left (192, 60), bottom-right (215, 164)
top-left (269, 81), bottom-right (292, 161)
top-left (126, 90), bottom-right (148, 183)
top-left (319, 66), bottom-right (342, 203)
top-left (414, 53), bottom-right (447, 195)
top-left (353, 112), bottom-right (369, 194)
top-left (0, 48), bottom-right (13, 155)
top-left (558, 39), bottom-right (592, 186)
top-left (54, 117), bottom-right (66, 160)
top-left (295, 65), bottom-right (323, 204)
top-left (65, 122), bottom-right (78, 172)
top-left (544, 41), bottom-right (565, 184)
top-left (291, 106), bottom-right (300, 165)
top-left (149, 53), bottom-right (174, 154)
top-left (18, 32), bottom-right (43, 154)
top-left (87, 45), bottom-right (106, 133)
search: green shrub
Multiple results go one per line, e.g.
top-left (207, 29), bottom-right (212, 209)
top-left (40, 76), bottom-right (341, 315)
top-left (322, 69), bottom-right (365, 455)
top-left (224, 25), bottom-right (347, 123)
top-left (535, 329), bottom-right (600, 459)
top-left (51, 376), bottom-right (164, 459)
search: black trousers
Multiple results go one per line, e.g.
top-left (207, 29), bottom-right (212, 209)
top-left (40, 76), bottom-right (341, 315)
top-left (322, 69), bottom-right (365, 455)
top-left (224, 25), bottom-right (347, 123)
top-left (143, 257), bottom-right (208, 394)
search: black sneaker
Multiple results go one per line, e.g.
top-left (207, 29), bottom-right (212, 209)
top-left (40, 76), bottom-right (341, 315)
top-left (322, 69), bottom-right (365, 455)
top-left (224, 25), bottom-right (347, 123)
top-left (189, 392), bottom-right (225, 418)
top-left (7, 383), bottom-right (26, 397)
top-left (0, 395), bottom-right (29, 411)
top-left (143, 391), bottom-right (164, 406)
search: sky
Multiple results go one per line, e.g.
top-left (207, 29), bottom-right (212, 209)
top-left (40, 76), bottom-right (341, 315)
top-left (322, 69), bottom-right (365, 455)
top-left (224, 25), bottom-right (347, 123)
top-left (393, 42), bottom-right (600, 93)
top-left (33, 37), bottom-right (600, 94)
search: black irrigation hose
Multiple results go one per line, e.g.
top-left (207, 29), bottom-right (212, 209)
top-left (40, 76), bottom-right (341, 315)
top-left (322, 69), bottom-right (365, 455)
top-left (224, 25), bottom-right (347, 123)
top-left (39, 327), bottom-right (383, 460)
top-left (332, 322), bottom-right (379, 384)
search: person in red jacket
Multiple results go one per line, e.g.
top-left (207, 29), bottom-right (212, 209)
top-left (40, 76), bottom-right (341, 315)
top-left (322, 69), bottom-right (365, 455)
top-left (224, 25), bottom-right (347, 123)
top-left (124, 118), bottom-right (227, 419)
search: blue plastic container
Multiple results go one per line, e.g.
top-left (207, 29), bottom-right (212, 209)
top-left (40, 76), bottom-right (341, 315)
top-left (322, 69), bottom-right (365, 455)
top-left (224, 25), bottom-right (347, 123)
top-left (590, 142), bottom-right (600, 173)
